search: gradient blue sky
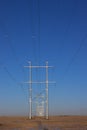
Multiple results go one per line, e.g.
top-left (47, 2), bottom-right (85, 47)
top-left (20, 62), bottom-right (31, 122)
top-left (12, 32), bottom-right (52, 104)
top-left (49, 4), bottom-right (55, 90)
top-left (0, 0), bottom-right (87, 116)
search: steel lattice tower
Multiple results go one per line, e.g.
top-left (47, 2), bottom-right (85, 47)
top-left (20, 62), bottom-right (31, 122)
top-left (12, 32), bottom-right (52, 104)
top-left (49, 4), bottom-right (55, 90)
top-left (24, 61), bottom-right (54, 119)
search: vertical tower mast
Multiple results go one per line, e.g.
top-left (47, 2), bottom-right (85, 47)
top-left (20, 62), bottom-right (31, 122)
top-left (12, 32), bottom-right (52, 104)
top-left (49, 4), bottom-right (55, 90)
top-left (29, 61), bottom-right (32, 119)
top-left (46, 61), bottom-right (48, 119)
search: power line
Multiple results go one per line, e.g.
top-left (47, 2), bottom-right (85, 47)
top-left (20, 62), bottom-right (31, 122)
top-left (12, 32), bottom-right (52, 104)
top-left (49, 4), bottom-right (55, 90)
top-left (37, 0), bottom-right (41, 64)
top-left (31, 0), bottom-right (41, 64)
top-left (64, 0), bottom-right (78, 34)
top-left (59, 0), bottom-right (78, 51)
top-left (31, 0), bottom-right (37, 63)
top-left (0, 61), bottom-right (18, 83)
top-left (61, 34), bottom-right (87, 81)
top-left (0, 18), bottom-right (30, 103)
top-left (0, 18), bottom-right (26, 84)
top-left (0, 60), bottom-right (28, 102)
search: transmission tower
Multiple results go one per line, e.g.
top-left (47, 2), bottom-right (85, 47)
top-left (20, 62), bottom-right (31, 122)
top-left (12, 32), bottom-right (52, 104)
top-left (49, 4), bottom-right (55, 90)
top-left (24, 61), bottom-right (54, 119)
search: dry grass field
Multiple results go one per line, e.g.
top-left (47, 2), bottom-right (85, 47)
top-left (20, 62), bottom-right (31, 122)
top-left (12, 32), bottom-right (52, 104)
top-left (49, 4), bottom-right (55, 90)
top-left (0, 116), bottom-right (87, 130)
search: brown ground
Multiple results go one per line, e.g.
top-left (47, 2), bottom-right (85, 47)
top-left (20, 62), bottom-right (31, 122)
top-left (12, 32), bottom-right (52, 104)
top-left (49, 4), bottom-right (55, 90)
top-left (0, 116), bottom-right (87, 129)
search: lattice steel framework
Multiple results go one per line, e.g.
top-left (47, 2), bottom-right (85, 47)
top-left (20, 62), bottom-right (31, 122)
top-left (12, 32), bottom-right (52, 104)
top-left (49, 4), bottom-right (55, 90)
top-left (24, 61), bottom-right (54, 119)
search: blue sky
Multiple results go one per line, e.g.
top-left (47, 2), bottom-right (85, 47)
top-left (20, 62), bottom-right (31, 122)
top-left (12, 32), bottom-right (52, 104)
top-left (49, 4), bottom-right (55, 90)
top-left (0, 0), bottom-right (87, 116)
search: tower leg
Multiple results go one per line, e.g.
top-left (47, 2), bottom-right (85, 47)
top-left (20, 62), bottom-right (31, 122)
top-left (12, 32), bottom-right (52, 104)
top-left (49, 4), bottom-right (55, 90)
top-left (46, 61), bottom-right (48, 119)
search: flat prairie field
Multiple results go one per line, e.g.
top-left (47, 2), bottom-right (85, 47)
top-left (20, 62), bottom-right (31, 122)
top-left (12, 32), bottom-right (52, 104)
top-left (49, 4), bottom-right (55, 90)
top-left (0, 116), bottom-right (87, 129)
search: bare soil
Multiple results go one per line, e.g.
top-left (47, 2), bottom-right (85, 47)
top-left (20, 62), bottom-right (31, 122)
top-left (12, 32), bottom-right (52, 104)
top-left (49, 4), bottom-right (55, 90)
top-left (0, 116), bottom-right (87, 129)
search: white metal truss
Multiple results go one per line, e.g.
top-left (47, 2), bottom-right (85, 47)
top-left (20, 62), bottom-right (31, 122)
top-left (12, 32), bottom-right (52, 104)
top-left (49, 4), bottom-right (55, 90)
top-left (24, 61), bottom-right (54, 119)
